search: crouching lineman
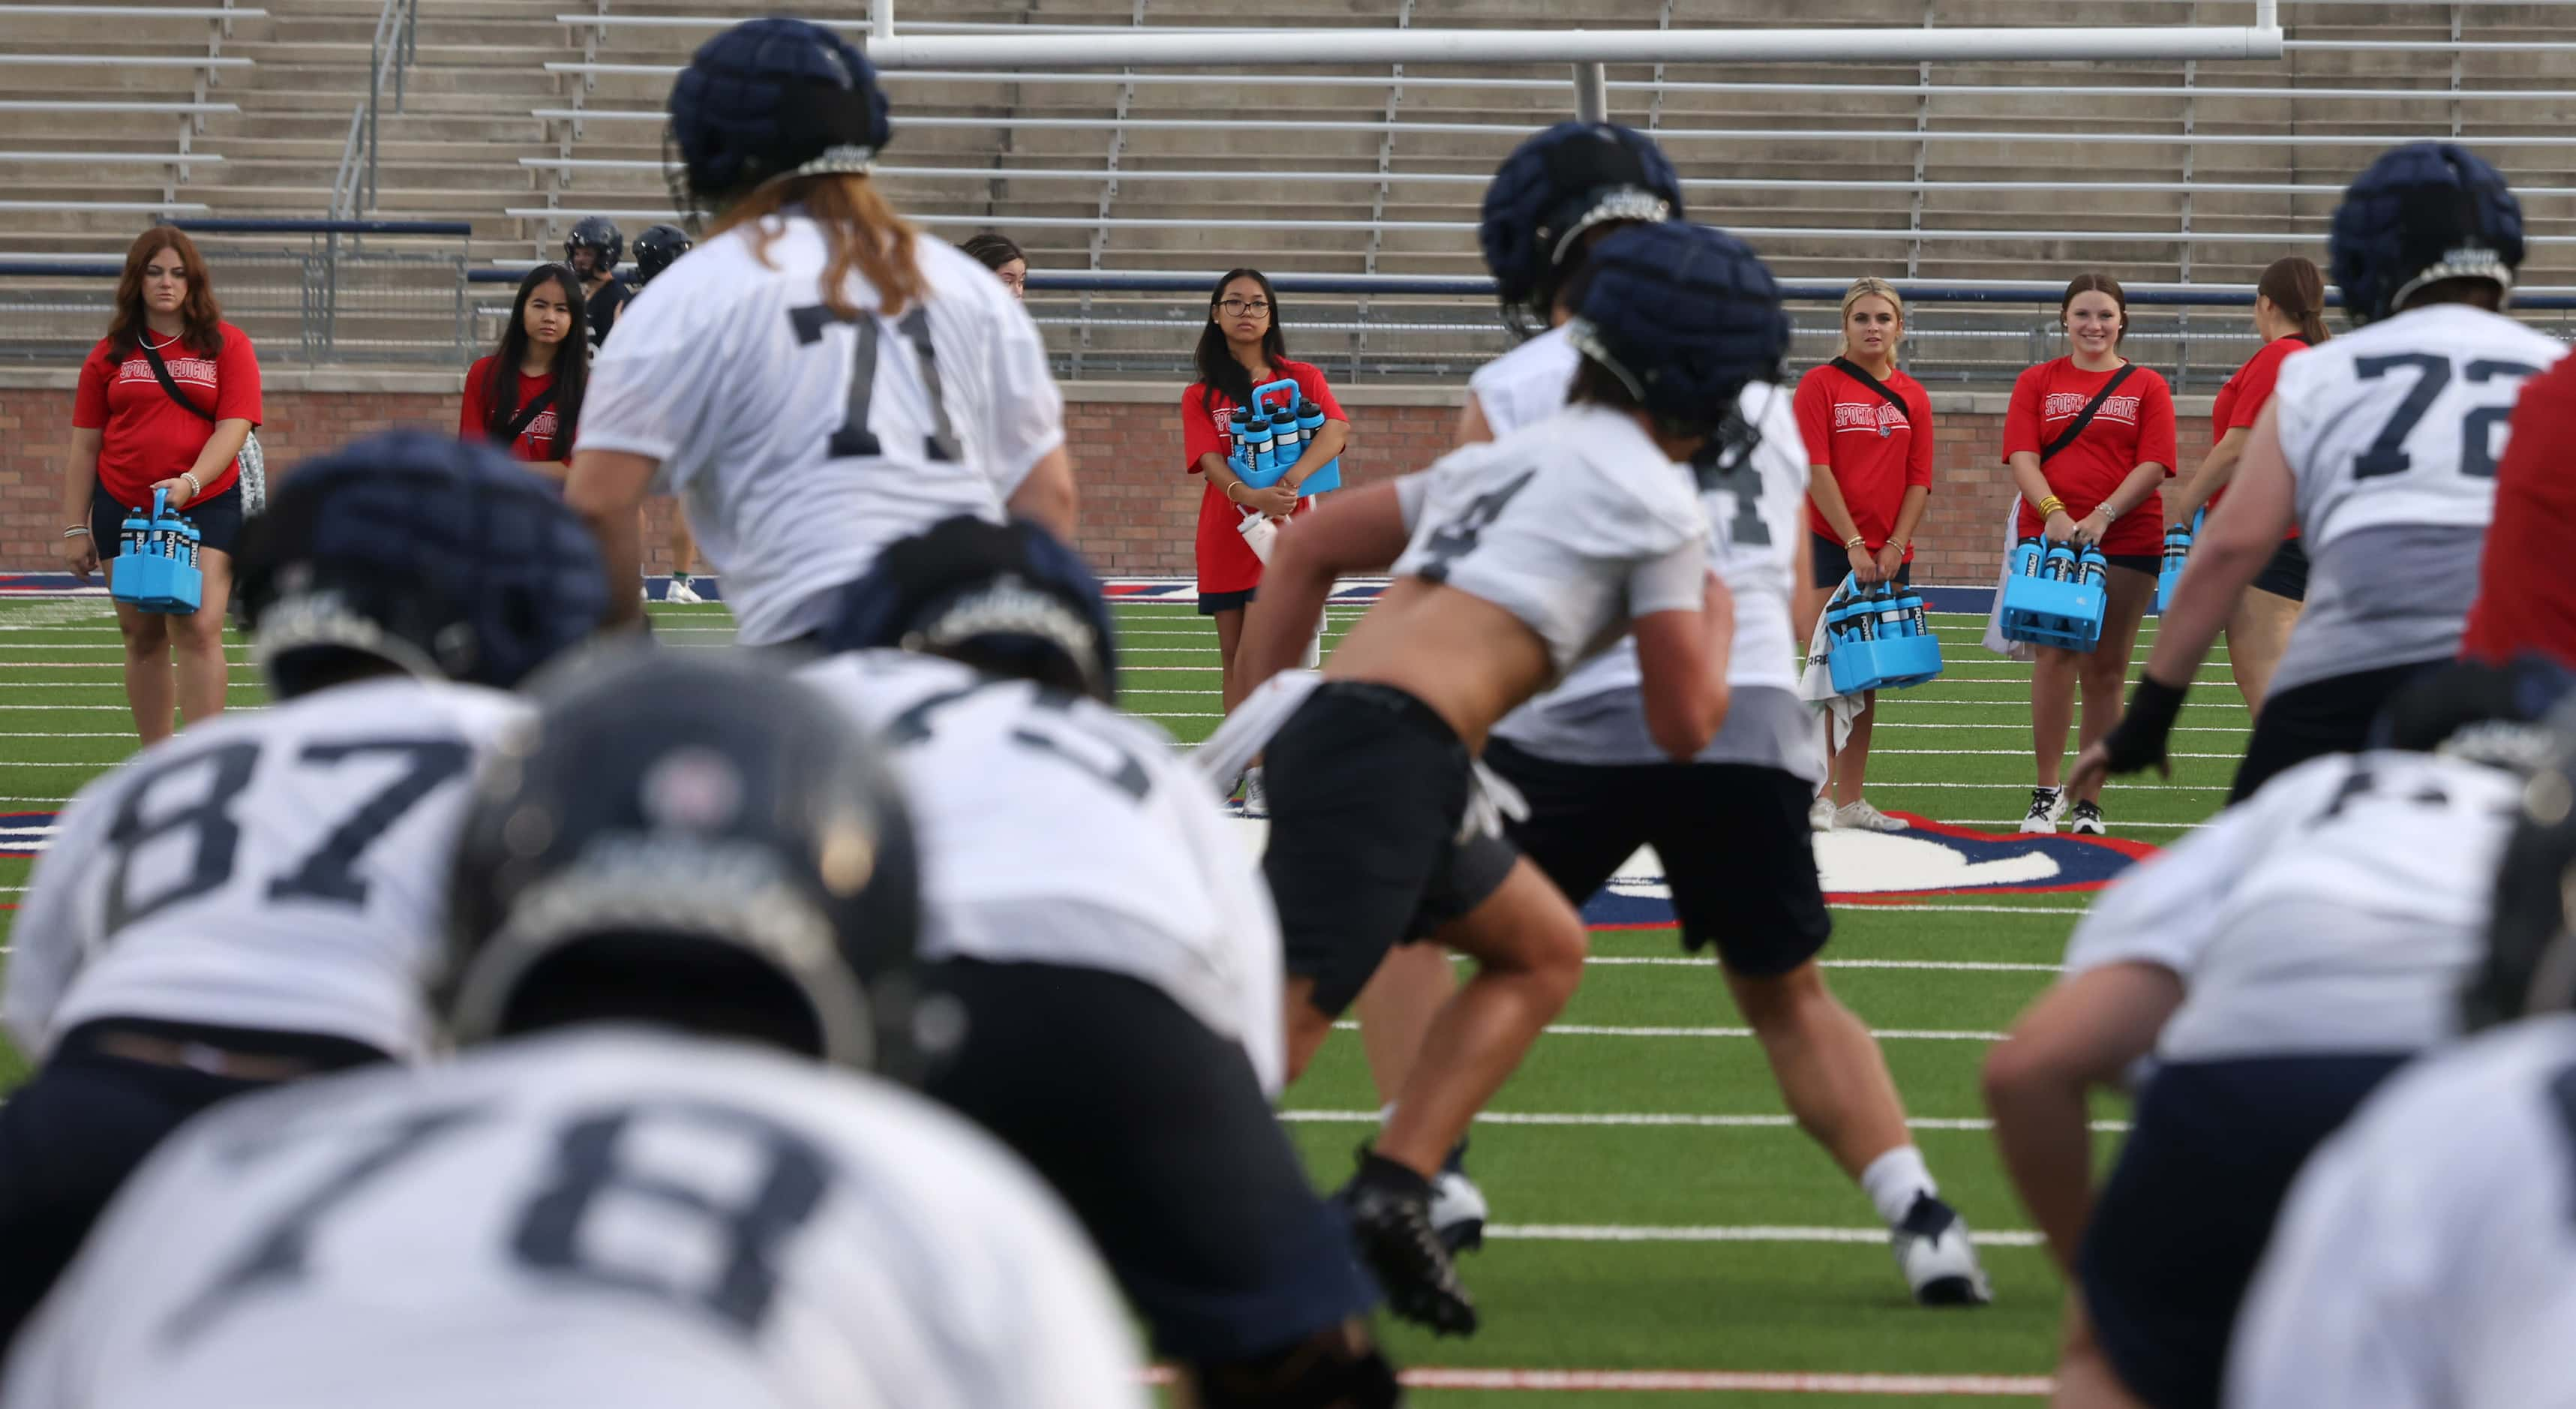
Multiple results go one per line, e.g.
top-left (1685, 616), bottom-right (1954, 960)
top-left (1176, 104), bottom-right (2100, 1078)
top-left (1207, 220), bottom-right (1779, 1334)
top-left (799, 515), bottom-right (1398, 1408)
top-left (1, 649), bottom-right (1148, 1408)
top-left (1470, 119), bottom-right (1990, 1306)
top-left (0, 432), bottom-right (609, 1348)
top-left (2075, 141), bottom-right (2566, 804)
top-left (1984, 657), bottom-right (2571, 1409)
top-left (2228, 684), bottom-right (2576, 1407)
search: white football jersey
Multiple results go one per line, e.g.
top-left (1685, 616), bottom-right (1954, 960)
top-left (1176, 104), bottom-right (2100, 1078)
top-left (2228, 1014), bottom-right (2576, 1409)
top-left (1467, 323), bottom-right (1580, 443)
top-left (1390, 403), bottom-right (1709, 683)
top-left (797, 651), bottom-right (1286, 1095)
top-left (0, 1028), bottom-right (1146, 1409)
top-left (3, 678), bottom-right (527, 1063)
top-left (578, 217), bottom-right (1066, 645)
top-left (2268, 304), bottom-right (2567, 695)
top-left (2064, 749), bottom-right (2516, 1064)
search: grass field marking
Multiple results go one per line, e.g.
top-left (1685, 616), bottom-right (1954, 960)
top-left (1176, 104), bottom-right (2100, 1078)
top-left (1330, 1022), bottom-right (2009, 1041)
top-left (1866, 780), bottom-right (2226, 793)
top-left (1488, 1224), bottom-right (2044, 1248)
top-left (1578, 957), bottom-right (2063, 972)
top-left (0, 704), bottom-right (263, 711)
top-left (1872, 722), bottom-right (2248, 735)
top-left (1821, 902), bottom-right (2088, 915)
top-left (1939, 819), bottom-right (2203, 830)
top-left (1138, 1366), bottom-right (2055, 1395)
top-left (1280, 1109), bottom-right (2122, 1134)
top-left (1872, 748), bottom-right (2243, 760)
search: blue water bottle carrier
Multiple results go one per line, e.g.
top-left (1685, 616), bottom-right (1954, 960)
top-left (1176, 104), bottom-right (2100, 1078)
top-left (1229, 377), bottom-right (1341, 494)
top-left (2153, 508), bottom-right (2204, 614)
top-left (1999, 536), bottom-right (2108, 650)
top-left (1824, 574), bottom-right (1944, 694)
top-left (110, 487), bottom-right (203, 615)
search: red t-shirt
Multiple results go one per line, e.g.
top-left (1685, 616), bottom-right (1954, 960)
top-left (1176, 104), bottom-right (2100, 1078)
top-left (1794, 360), bottom-right (1935, 560)
top-left (2002, 356), bottom-right (2178, 557)
top-left (72, 322), bottom-right (260, 509)
top-left (2205, 335), bottom-right (2310, 537)
top-left (1180, 359), bottom-right (1348, 594)
top-left (2460, 356), bottom-right (2576, 667)
top-left (460, 357), bottom-right (565, 464)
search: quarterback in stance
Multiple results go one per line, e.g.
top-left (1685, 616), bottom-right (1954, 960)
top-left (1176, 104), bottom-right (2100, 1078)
top-left (566, 17), bottom-right (1075, 644)
top-left (801, 516), bottom-right (1397, 1407)
top-left (1, 650), bottom-right (1146, 1409)
top-left (2076, 141), bottom-right (2566, 801)
top-left (1212, 220), bottom-right (1772, 1333)
top-left (1986, 659), bottom-right (2568, 1409)
top-left (0, 432), bottom-right (608, 1346)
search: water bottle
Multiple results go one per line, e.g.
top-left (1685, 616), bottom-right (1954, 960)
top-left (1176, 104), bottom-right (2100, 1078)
top-left (1297, 398), bottom-right (1325, 443)
top-left (1271, 410), bottom-right (1303, 464)
top-left (2161, 522), bottom-right (2191, 575)
top-left (2043, 542), bottom-right (2076, 582)
top-left (121, 504), bottom-right (147, 561)
top-left (2079, 548), bottom-right (2108, 590)
top-left (1876, 588), bottom-right (1910, 640)
top-left (182, 517), bottom-right (201, 569)
top-left (1229, 407), bottom-right (1251, 449)
top-left (1245, 415), bottom-right (1274, 471)
top-left (1905, 590), bottom-right (1929, 638)
top-left (2012, 536), bottom-right (2043, 579)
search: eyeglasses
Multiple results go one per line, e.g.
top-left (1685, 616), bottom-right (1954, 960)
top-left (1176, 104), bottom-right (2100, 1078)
top-left (1218, 298), bottom-right (1271, 317)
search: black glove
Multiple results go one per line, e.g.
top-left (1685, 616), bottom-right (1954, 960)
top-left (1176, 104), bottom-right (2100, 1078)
top-left (2100, 675), bottom-right (2189, 775)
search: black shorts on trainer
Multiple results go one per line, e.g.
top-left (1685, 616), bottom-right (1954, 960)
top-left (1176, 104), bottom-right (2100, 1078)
top-left (92, 481), bottom-right (245, 560)
top-left (2079, 1053), bottom-right (2406, 1409)
top-left (2250, 537), bottom-right (2309, 602)
top-left (1262, 681), bottom-right (1520, 1016)
top-left (920, 959), bottom-right (1378, 1362)
top-left (0, 1017), bottom-right (384, 1347)
top-left (1483, 741), bottom-right (1833, 975)
top-left (1809, 535), bottom-right (1914, 592)
top-left (2229, 656), bottom-right (2445, 802)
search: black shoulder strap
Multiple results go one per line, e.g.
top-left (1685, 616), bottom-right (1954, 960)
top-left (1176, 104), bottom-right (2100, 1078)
top-left (497, 383), bottom-right (559, 445)
top-left (1828, 356), bottom-right (1914, 420)
top-left (139, 340), bottom-right (216, 422)
top-left (2038, 363), bottom-right (2139, 463)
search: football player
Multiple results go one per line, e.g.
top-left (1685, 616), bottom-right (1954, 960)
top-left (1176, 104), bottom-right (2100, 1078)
top-left (800, 516), bottom-right (1398, 1408)
top-left (1204, 220), bottom-right (1775, 1335)
top-left (0, 432), bottom-right (610, 1347)
top-left (0, 650), bottom-right (1148, 1409)
top-left (2226, 683), bottom-right (2576, 1408)
top-left (1986, 657), bottom-right (2568, 1409)
top-left (566, 17), bottom-right (1076, 644)
top-left (621, 221), bottom-right (715, 607)
top-left (1443, 120), bottom-right (1993, 1307)
top-left (2074, 142), bottom-right (2567, 803)
top-left (564, 215), bottom-right (627, 350)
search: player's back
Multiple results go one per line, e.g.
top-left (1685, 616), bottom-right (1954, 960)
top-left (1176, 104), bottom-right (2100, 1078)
top-left (2, 677), bottom-right (526, 1063)
top-left (1467, 324), bottom-right (1578, 439)
top-left (2270, 303), bottom-right (2568, 695)
top-left (0, 1027), bottom-right (1146, 1409)
top-left (1390, 402), bottom-right (1709, 683)
top-left (797, 650), bottom-right (1283, 1092)
top-left (580, 221), bottom-right (1064, 645)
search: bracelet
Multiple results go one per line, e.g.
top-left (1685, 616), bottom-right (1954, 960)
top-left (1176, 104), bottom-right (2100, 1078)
top-left (1843, 535), bottom-right (1866, 551)
top-left (179, 471), bottom-right (203, 498)
top-left (62, 525), bottom-right (90, 539)
top-left (1222, 480), bottom-right (1242, 503)
top-left (2036, 494), bottom-right (2066, 517)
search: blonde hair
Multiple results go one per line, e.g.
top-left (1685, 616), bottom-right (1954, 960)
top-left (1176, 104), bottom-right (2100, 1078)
top-left (712, 173), bottom-right (923, 320)
top-left (1833, 276), bottom-right (1905, 360)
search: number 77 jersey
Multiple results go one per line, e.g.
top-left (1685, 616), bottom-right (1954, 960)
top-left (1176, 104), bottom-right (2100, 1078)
top-left (2, 678), bottom-right (529, 1065)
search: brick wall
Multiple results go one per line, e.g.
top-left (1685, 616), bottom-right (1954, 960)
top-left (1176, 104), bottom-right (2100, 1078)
top-left (0, 380), bottom-right (2091, 583)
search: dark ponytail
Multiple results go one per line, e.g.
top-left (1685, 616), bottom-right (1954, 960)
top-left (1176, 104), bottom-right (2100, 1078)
top-left (2258, 255), bottom-right (2331, 344)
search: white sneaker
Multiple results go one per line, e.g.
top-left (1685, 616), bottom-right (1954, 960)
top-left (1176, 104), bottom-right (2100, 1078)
top-left (1892, 1193), bottom-right (1993, 1306)
top-left (1834, 799), bottom-right (1908, 833)
top-left (1809, 795), bottom-right (1837, 832)
top-left (1241, 766), bottom-right (1268, 819)
top-left (2019, 786), bottom-right (2064, 835)
top-left (665, 578), bottom-right (705, 605)
top-left (2065, 799), bottom-right (2106, 836)
top-left (1429, 1168), bottom-right (1489, 1254)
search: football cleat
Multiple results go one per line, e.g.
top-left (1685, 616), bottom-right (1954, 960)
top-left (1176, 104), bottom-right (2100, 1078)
top-left (1834, 798), bottom-right (1908, 833)
top-left (2065, 799), bottom-right (2106, 835)
top-left (1339, 1149), bottom-right (1478, 1336)
top-left (665, 576), bottom-right (705, 605)
top-left (1891, 1194), bottom-right (1993, 1307)
top-left (2019, 786), bottom-right (2063, 835)
top-left (1431, 1168), bottom-right (1488, 1254)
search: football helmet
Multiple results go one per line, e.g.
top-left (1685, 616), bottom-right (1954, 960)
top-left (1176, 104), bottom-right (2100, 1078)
top-left (1478, 122), bottom-right (1684, 340)
top-left (667, 16), bottom-right (893, 215)
top-left (563, 215), bottom-right (623, 275)
top-left (824, 515), bottom-right (1120, 704)
top-left (2328, 142), bottom-right (2523, 325)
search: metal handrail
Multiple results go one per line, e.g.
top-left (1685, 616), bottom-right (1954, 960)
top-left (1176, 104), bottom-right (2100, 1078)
top-left (329, 0), bottom-right (418, 221)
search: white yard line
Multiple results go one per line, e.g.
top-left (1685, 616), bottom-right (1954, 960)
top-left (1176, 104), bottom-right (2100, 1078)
top-left (1489, 1224), bottom-right (2045, 1247)
top-left (1328, 1021), bottom-right (2008, 1041)
top-left (1280, 1109), bottom-right (2119, 1133)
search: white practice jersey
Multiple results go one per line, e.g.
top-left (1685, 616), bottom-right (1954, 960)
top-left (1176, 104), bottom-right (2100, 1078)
top-left (0, 1028), bottom-right (1146, 1409)
top-left (3, 678), bottom-right (527, 1063)
top-left (2268, 303), bottom-right (2567, 695)
top-left (2064, 749), bottom-right (2516, 1064)
top-left (580, 218), bottom-right (1066, 645)
top-left (1391, 402), bottom-right (1709, 683)
top-left (2228, 1014), bottom-right (2576, 1409)
top-left (1467, 323), bottom-right (1580, 443)
top-left (798, 651), bottom-right (1286, 1095)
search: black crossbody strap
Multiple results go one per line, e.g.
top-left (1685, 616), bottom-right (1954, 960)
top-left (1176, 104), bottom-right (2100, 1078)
top-left (497, 383), bottom-right (559, 444)
top-left (139, 340), bottom-right (217, 422)
top-left (1828, 356), bottom-right (1914, 420)
top-left (2038, 363), bottom-right (2139, 463)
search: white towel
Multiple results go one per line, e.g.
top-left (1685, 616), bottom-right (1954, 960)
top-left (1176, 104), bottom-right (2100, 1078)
top-left (1983, 494), bottom-right (2038, 662)
top-left (1191, 668), bottom-right (1323, 792)
top-left (1797, 587), bottom-right (1868, 756)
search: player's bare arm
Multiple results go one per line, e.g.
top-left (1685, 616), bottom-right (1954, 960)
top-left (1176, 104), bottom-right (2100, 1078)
top-left (564, 448), bottom-right (657, 626)
top-left (1630, 572), bottom-right (1735, 760)
top-left (1006, 445), bottom-right (1077, 538)
top-left (1235, 482), bottom-right (1410, 692)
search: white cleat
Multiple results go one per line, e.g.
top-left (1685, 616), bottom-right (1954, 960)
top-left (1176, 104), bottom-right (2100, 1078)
top-left (2019, 786), bottom-right (2064, 835)
top-left (665, 578), bottom-right (706, 605)
top-left (1892, 1194), bottom-right (1993, 1306)
top-left (1834, 799), bottom-right (1908, 833)
top-left (1430, 1169), bottom-right (1489, 1254)
top-left (1809, 795), bottom-right (1837, 833)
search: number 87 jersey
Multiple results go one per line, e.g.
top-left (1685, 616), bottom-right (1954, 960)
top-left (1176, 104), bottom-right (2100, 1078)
top-left (2, 678), bottom-right (527, 1065)
top-left (578, 225), bottom-right (1067, 647)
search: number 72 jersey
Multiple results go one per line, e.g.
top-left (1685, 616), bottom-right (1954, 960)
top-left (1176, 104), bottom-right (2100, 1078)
top-left (2, 678), bottom-right (528, 1065)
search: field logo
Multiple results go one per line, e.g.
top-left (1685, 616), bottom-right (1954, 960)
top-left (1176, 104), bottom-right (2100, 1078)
top-left (1, 811), bottom-right (59, 859)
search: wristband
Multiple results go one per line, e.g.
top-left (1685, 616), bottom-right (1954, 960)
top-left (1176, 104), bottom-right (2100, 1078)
top-left (2100, 675), bottom-right (2190, 776)
top-left (62, 525), bottom-right (91, 539)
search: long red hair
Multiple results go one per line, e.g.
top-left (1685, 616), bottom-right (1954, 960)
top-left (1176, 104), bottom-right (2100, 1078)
top-left (107, 227), bottom-right (224, 359)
